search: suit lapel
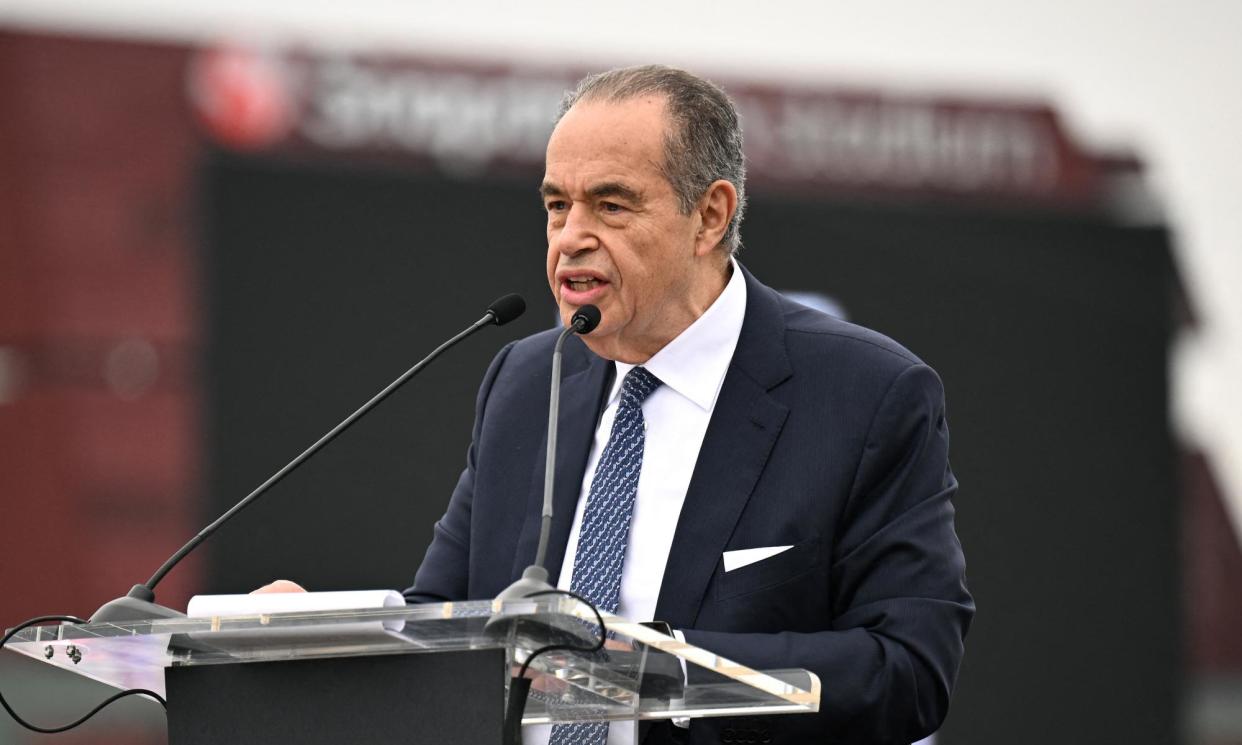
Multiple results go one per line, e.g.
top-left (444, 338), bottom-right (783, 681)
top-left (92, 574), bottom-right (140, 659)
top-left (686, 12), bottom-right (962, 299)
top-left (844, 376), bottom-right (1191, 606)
top-left (511, 337), bottom-right (612, 585)
top-left (654, 267), bottom-right (793, 629)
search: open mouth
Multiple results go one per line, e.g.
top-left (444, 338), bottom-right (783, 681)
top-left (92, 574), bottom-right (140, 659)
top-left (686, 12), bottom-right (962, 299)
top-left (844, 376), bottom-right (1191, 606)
top-left (563, 276), bottom-right (606, 294)
top-left (564, 276), bottom-right (607, 292)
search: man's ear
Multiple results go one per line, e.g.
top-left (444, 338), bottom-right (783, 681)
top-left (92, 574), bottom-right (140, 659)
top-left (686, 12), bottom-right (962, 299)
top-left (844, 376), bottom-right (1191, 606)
top-left (694, 179), bottom-right (738, 257)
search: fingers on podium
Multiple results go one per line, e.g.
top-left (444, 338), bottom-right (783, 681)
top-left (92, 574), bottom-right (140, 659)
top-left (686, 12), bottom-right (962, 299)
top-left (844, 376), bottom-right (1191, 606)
top-left (250, 579), bottom-right (307, 594)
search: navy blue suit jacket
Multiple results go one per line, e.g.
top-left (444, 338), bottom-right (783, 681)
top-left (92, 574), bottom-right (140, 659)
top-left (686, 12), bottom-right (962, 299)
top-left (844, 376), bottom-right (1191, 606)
top-left (406, 266), bottom-right (973, 744)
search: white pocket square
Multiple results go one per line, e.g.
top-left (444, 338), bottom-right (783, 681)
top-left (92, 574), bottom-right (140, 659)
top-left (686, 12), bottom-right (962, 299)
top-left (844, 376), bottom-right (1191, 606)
top-left (722, 545), bottom-right (794, 572)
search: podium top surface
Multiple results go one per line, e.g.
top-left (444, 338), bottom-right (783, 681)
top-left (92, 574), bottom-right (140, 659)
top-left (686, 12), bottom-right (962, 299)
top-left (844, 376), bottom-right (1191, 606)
top-left (6, 596), bottom-right (819, 725)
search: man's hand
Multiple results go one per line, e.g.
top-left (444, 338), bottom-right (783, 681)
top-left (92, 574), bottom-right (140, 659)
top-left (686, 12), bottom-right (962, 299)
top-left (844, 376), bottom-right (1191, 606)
top-left (250, 579), bottom-right (307, 594)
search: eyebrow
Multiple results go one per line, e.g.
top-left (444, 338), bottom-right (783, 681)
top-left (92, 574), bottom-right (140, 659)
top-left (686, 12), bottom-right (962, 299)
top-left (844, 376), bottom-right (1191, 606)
top-left (588, 181), bottom-right (643, 203)
top-left (538, 180), bottom-right (644, 204)
top-left (539, 181), bottom-right (565, 199)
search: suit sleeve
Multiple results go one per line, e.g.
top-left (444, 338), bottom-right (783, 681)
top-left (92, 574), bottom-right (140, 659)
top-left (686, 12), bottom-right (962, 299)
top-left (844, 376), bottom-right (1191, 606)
top-left (681, 363), bottom-right (974, 744)
top-left (402, 341), bottom-right (516, 603)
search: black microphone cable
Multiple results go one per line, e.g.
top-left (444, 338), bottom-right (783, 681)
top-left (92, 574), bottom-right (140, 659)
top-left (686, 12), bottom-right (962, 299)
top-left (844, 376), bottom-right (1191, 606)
top-left (1, 615), bottom-right (167, 734)
top-left (502, 589), bottom-right (606, 745)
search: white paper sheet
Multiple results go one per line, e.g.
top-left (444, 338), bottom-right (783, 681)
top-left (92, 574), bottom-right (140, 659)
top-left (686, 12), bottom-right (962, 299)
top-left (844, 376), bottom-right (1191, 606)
top-left (187, 589), bottom-right (408, 632)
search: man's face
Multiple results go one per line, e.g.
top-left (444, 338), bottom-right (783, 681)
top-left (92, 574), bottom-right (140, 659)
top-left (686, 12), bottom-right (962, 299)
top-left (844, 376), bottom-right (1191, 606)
top-left (542, 96), bottom-right (709, 363)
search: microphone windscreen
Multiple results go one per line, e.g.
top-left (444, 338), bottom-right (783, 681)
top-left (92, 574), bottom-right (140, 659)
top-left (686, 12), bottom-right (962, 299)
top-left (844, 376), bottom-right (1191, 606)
top-left (487, 294), bottom-right (527, 326)
top-left (572, 305), bottom-right (602, 333)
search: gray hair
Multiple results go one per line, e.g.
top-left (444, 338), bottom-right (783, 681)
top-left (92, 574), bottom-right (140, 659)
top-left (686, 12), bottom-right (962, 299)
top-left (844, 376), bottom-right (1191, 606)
top-left (557, 65), bottom-right (747, 254)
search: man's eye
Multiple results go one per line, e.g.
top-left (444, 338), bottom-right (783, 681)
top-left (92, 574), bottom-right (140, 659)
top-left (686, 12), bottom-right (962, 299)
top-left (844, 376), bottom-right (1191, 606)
top-left (601, 202), bottom-right (623, 213)
top-left (547, 200), bottom-right (567, 212)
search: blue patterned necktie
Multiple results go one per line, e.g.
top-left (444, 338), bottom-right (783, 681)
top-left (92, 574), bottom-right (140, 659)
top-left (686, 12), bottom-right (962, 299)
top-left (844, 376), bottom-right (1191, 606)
top-left (548, 366), bottom-right (662, 745)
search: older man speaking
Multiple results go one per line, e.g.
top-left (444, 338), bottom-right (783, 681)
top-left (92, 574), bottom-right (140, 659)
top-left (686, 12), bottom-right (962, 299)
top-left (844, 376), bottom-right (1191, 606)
top-left (393, 65), bottom-right (975, 745)
top-left (209, 65), bottom-right (967, 745)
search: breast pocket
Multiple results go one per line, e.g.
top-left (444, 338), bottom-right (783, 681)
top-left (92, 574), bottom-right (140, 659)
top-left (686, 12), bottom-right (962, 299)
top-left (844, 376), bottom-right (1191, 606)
top-left (715, 538), bottom-right (822, 601)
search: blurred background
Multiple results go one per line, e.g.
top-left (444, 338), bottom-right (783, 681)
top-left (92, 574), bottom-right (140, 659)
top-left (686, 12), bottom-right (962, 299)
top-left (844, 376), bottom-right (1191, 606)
top-left (1, 1), bottom-right (1239, 743)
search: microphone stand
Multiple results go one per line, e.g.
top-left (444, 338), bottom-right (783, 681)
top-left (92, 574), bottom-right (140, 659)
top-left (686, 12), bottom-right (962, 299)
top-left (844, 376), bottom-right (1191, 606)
top-left (492, 305), bottom-right (600, 745)
top-left (89, 295), bottom-right (526, 623)
top-left (496, 304), bottom-right (601, 600)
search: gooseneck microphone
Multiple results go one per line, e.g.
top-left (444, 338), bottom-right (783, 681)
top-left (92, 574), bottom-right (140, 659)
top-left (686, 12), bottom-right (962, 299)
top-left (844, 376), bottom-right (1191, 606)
top-left (497, 304), bottom-right (601, 600)
top-left (89, 293), bottom-right (527, 623)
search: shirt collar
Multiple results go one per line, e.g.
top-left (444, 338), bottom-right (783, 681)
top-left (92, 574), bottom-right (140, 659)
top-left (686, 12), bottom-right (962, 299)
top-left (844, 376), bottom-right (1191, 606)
top-left (609, 258), bottom-right (747, 413)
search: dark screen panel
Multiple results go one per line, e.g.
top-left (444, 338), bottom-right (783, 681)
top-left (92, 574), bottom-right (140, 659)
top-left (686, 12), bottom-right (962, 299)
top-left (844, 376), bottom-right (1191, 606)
top-left (201, 153), bottom-right (553, 593)
top-left (201, 154), bottom-right (1178, 744)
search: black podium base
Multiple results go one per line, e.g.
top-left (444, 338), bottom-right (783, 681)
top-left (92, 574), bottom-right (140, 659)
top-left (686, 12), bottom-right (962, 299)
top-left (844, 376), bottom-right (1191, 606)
top-left (166, 648), bottom-right (505, 745)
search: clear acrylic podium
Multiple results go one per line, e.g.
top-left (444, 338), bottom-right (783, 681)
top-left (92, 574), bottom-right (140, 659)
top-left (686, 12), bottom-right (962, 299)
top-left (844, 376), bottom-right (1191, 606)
top-left (6, 595), bottom-right (819, 744)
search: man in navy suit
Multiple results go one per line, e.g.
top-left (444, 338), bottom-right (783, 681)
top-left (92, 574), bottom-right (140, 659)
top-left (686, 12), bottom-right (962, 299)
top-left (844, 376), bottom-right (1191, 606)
top-left (403, 65), bottom-right (973, 744)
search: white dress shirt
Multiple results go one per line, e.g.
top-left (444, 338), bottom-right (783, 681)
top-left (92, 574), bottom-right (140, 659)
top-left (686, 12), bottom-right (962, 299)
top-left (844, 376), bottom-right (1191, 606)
top-left (525, 261), bottom-right (747, 745)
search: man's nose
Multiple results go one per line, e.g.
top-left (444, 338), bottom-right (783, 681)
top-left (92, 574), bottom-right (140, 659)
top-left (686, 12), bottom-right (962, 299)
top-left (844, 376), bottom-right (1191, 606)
top-left (553, 204), bottom-right (599, 256)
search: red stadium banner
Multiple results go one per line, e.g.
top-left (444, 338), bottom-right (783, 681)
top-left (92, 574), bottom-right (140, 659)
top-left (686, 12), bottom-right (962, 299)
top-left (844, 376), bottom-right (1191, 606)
top-left (186, 44), bottom-right (1127, 210)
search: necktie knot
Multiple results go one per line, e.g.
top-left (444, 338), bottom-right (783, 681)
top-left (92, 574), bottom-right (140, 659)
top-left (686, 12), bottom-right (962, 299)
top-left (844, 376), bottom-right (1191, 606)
top-left (622, 366), bottom-right (662, 405)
